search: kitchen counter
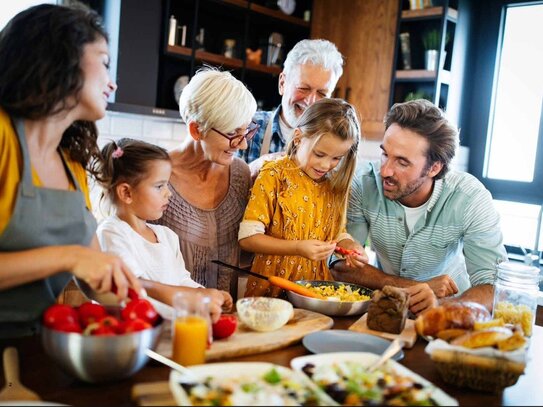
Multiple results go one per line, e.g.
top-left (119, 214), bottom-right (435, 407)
top-left (1, 306), bottom-right (542, 406)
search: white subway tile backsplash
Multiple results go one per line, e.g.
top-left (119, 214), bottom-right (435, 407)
top-left (172, 123), bottom-right (188, 143)
top-left (110, 115), bottom-right (144, 139)
top-left (143, 119), bottom-right (173, 140)
top-left (96, 116), bottom-right (110, 134)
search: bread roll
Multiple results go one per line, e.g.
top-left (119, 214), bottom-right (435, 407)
top-left (415, 301), bottom-right (491, 337)
top-left (451, 326), bottom-right (513, 348)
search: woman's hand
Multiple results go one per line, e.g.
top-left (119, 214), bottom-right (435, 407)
top-left (296, 240), bottom-right (337, 261)
top-left (68, 246), bottom-right (142, 301)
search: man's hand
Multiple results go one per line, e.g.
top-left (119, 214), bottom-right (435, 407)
top-left (335, 240), bottom-right (368, 268)
top-left (406, 283), bottom-right (438, 316)
top-left (425, 275), bottom-right (458, 298)
top-left (296, 240), bottom-right (337, 261)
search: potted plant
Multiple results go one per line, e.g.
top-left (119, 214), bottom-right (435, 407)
top-left (422, 30), bottom-right (449, 71)
top-left (422, 29), bottom-right (440, 71)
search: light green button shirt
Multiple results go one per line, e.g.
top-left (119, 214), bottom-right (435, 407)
top-left (347, 161), bottom-right (507, 294)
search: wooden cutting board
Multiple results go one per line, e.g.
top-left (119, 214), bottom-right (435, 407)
top-left (349, 314), bottom-right (417, 348)
top-left (155, 308), bottom-right (333, 362)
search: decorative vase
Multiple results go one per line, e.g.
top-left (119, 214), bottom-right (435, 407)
top-left (425, 49), bottom-right (439, 71)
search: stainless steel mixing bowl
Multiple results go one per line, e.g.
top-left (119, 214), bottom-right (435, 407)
top-left (41, 319), bottom-right (163, 383)
top-left (287, 280), bottom-right (373, 316)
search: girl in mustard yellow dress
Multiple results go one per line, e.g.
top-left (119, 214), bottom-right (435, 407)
top-left (239, 98), bottom-right (368, 297)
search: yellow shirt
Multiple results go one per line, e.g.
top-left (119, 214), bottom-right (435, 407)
top-left (243, 156), bottom-right (346, 297)
top-left (0, 108), bottom-right (92, 235)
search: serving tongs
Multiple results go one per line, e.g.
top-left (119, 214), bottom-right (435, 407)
top-left (211, 260), bottom-right (324, 299)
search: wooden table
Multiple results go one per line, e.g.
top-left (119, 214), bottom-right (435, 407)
top-left (1, 306), bottom-right (542, 406)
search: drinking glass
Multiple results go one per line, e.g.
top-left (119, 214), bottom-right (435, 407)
top-left (171, 291), bottom-right (210, 366)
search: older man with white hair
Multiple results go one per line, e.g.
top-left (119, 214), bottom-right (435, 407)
top-left (238, 39), bottom-right (344, 177)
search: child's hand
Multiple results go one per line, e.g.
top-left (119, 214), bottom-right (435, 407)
top-left (296, 240), bottom-right (337, 261)
top-left (335, 240), bottom-right (369, 269)
top-left (200, 288), bottom-right (230, 323)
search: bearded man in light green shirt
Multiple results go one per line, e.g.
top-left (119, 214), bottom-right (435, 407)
top-left (331, 99), bottom-right (507, 315)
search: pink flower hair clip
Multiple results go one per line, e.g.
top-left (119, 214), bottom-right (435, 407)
top-left (112, 146), bottom-right (124, 159)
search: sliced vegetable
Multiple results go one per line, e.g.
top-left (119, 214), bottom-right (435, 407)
top-left (268, 276), bottom-right (324, 299)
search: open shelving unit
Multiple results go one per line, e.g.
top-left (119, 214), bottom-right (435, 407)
top-left (390, 1), bottom-right (458, 110)
top-left (158, 0), bottom-right (312, 111)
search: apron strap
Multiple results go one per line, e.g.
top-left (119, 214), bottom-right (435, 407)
top-left (260, 117), bottom-right (274, 157)
top-left (13, 118), bottom-right (35, 198)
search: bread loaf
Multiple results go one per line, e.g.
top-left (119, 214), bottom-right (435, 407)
top-left (415, 301), bottom-right (491, 337)
top-left (366, 285), bottom-right (409, 334)
top-left (451, 326), bottom-right (513, 348)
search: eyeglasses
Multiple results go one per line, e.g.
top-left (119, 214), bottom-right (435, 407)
top-left (212, 121), bottom-right (260, 148)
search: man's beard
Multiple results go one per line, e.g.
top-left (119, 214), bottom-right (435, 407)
top-left (382, 168), bottom-right (430, 203)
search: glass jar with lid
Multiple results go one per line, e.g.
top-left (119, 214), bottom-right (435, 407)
top-left (492, 261), bottom-right (540, 336)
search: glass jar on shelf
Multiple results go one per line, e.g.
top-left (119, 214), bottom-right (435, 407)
top-left (492, 261), bottom-right (540, 336)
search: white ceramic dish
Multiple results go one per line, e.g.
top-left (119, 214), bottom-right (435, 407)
top-left (169, 361), bottom-right (337, 406)
top-left (302, 330), bottom-right (404, 360)
top-left (291, 352), bottom-right (458, 406)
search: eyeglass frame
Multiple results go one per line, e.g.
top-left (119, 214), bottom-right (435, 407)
top-left (211, 120), bottom-right (260, 148)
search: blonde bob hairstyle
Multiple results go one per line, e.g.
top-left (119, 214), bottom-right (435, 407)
top-left (286, 98), bottom-right (361, 196)
top-left (178, 67), bottom-right (257, 136)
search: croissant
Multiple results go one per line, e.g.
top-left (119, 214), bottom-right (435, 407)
top-left (415, 301), bottom-right (491, 337)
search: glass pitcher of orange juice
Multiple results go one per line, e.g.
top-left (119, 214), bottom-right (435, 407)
top-left (172, 291), bottom-right (210, 366)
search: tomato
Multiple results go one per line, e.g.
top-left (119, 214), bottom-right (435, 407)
top-left (77, 302), bottom-right (108, 328)
top-left (54, 320), bottom-right (82, 333)
top-left (212, 314), bottom-right (237, 339)
top-left (121, 299), bottom-right (159, 325)
top-left (119, 318), bottom-right (152, 334)
top-left (98, 315), bottom-right (121, 332)
top-left (43, 304), bottom-right (79, 329)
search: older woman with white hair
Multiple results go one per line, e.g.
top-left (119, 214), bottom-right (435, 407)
top-left (155, 68), bottom-right (257, 298)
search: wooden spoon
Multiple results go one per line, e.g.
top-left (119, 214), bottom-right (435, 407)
top-left (0, 347), bottom-right (41, 401)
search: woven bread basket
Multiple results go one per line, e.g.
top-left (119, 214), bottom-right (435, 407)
top-left (430, 349), bottom-right (525, 393)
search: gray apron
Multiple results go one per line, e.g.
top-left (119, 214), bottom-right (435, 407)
top-left (0, 118), bottom-right (97, 337)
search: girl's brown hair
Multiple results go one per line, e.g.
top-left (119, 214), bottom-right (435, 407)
top-left (97, 138), bottom-right (170, 205)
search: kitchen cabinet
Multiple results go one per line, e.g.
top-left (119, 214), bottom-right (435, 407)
top-left (159, 0), bottom-right (313, 111)
top-left (311, 0), bottom-right (399, 140)
top-left (390, 0), bottom-right (458, 111)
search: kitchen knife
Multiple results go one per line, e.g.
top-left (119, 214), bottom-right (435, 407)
top-left (211, 260), bottom-right (324, 299)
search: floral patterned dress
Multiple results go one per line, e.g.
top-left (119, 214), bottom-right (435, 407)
top-left (242, 156), bottom-right (348, 297)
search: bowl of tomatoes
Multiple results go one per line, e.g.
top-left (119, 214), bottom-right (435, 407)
top-left (41, 295), bottom-right (163, 383)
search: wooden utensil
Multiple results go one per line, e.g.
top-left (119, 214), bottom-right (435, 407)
top-left (0, 347), bottom-right (40, 402)
top-left (211, 260), bottom-right (324, 299)
top-left (145, 349), bottom-right (198, 381)
top-left (367, 338), bottom-right (404, 373)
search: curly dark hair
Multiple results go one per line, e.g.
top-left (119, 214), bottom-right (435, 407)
top-left (0, 3), bottom-right (108, 173)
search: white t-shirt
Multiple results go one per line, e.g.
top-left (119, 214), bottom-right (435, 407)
top-left (400, 200), bottom-right (430, 234)
top-left (97, 215), bottom-right (201, 288)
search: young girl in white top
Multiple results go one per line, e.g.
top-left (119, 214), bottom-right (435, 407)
top-left (96, 138), bottom-right (232, 320)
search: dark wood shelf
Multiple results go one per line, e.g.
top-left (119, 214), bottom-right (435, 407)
top-left (167, 45), bottom-right (282, 75)
top-left (395, 69), bottom-right (451, 84)
top-left (250, 3), bottom-right (310, 27)
top-left (401, 7), bottom-right (457, 22)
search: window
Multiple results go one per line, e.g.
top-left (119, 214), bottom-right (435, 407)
top-left (0, 1), bottom-right (57, 31)
top-left (484, 3), bottom-right (543, 183)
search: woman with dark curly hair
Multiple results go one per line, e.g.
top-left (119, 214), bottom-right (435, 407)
top-left (0, 3), bottom-right (141, 338)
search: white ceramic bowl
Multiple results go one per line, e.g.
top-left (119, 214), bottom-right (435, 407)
top-left (236, 297), bottom-right (293, 332)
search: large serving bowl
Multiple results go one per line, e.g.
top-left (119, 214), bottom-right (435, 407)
top-left (287, 280), bottom-right (373, 317)
top-left (236, 297), bottom-right (293, 332)
top-left (41, 318), bottom-right (163, 383)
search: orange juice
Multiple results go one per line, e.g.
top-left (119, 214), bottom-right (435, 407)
top-left (172, 315), bottom-right (208, 366)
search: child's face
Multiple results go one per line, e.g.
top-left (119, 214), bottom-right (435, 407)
top-left (294, 132), bottom-right (353, 181)
top-left (129, 160), bottom-right (172, 221)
